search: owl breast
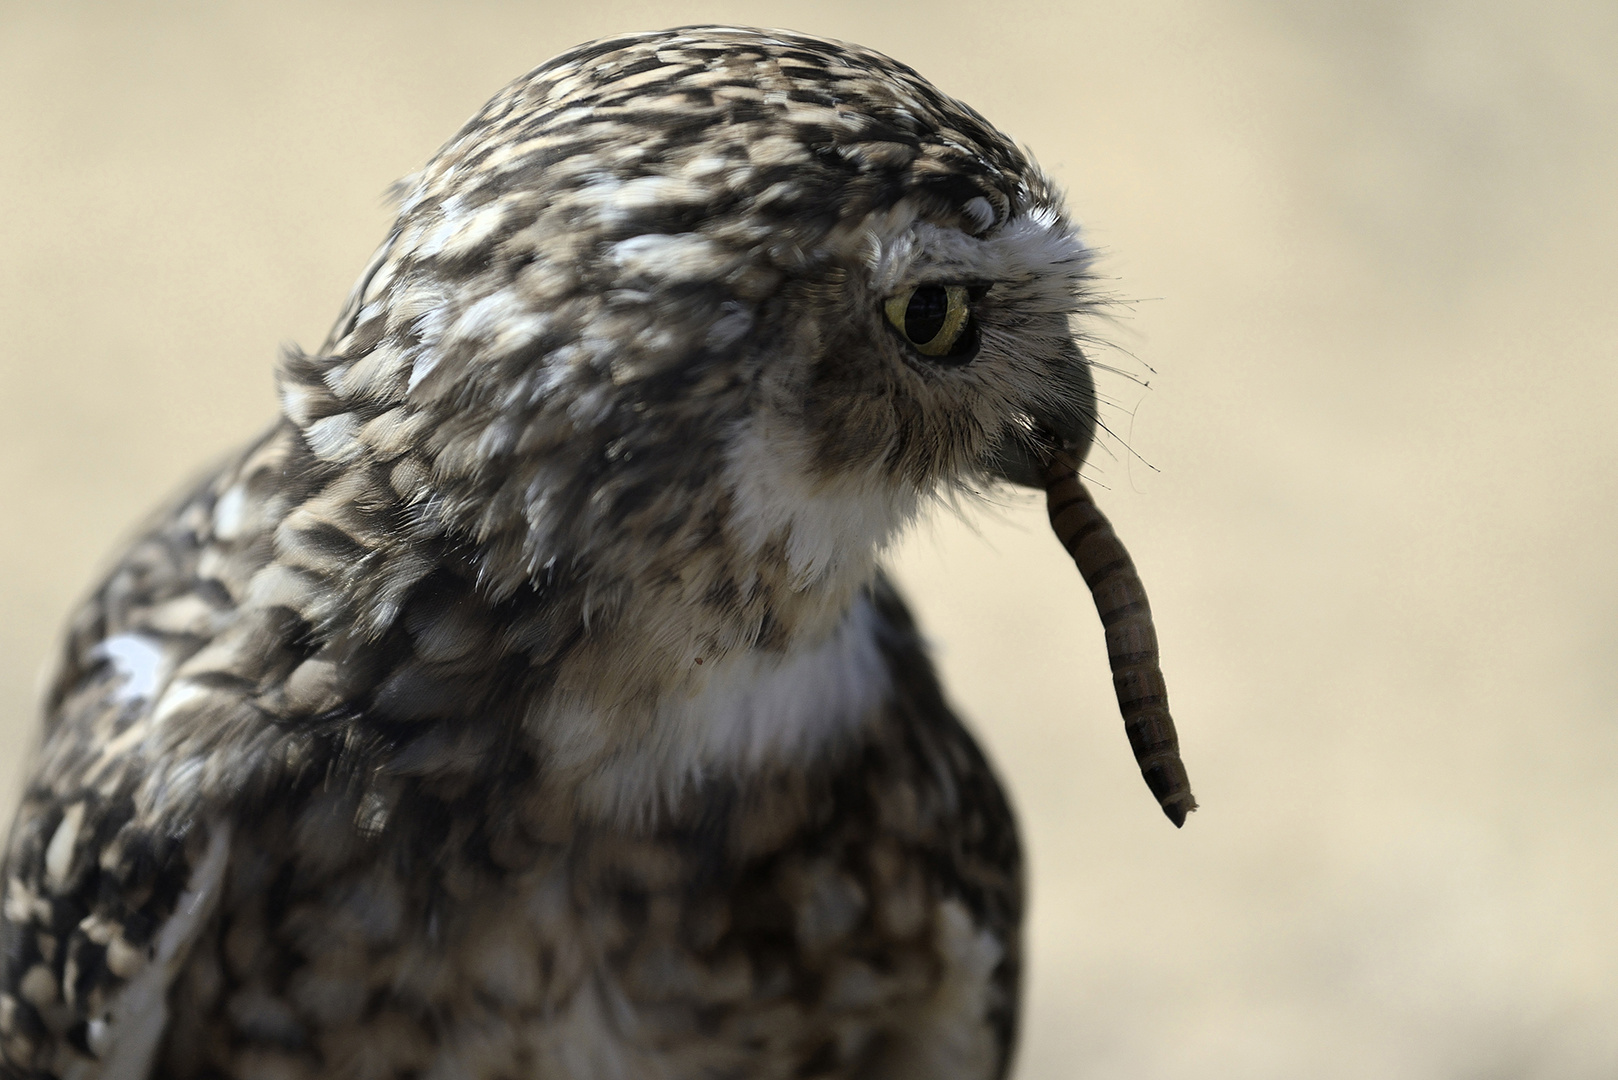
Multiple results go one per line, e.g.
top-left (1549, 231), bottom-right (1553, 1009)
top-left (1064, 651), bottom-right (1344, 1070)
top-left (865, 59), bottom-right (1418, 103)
top-left (153, 611), bottom-right (1021, 1080)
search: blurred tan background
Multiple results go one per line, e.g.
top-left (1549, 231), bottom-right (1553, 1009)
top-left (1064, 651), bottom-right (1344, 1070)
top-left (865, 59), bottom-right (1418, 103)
top-left (2, 1), bottom-right (1614, 1076)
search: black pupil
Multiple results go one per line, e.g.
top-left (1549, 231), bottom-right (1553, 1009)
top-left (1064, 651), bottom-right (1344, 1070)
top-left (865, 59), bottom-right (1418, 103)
top-left (904, 286), bottom-right (950, 344)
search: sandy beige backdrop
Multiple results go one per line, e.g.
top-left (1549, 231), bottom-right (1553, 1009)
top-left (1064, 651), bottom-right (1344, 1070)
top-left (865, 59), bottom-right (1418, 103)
top-left (2, 2), bottom-right (1614, 1077)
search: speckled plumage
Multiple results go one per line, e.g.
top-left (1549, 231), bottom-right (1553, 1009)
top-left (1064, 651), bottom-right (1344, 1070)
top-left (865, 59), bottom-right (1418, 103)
top-left (2, 26), bottom-right (1101, 1080)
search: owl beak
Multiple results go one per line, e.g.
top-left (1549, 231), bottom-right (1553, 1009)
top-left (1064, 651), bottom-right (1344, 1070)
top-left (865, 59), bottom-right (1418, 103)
top-left (986, 418), bottom-right (1091, 488)
top-left (985, 346), bottom-right (1097, 489)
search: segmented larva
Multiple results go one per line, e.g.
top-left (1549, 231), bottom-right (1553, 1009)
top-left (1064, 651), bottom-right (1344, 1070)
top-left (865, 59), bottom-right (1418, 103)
top-left (1043, 455), bottom-right (1198, 827)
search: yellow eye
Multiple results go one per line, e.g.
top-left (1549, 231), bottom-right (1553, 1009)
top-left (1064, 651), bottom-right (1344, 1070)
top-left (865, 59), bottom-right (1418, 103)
top-left (883, 284), bottom-right (978, 361)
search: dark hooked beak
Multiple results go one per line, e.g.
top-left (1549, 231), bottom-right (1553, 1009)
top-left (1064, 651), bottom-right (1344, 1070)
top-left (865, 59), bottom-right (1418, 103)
top-left (985, 343), bottom-right (1097, 488)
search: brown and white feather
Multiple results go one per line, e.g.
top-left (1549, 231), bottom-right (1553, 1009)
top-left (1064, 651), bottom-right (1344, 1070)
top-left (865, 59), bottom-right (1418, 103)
top-left (1, 25), bottom-right (1114, 1080)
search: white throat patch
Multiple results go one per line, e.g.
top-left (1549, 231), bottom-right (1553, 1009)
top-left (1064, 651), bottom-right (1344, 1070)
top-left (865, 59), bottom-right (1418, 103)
top-left (675, 591), bottom-right (890, 770)
top-left (574, 593), bottom-right (892, 820)
top-left (722, 415), bottom-right (921, 593)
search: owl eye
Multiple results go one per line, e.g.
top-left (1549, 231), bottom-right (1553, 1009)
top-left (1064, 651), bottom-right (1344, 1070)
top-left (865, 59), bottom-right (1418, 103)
top-left (883, 284), bottom-right (979, 362)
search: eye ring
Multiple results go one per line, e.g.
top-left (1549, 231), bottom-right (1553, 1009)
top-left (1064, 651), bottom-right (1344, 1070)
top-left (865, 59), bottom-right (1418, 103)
top-left (883, 284), bottom-right (979, 362)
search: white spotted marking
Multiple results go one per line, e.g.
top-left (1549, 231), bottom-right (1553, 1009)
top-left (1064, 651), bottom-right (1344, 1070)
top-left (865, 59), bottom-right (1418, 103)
top-left (609, 233), bottom-right (732, 285)
top-left (147, 679), bottom-right (212, 729)
top-left (434, 200), bottom-right (511, 261)
top-left (44, 802), bottom-right (85, 890)
top-left (211, 484), bottom-right (247, 541)
top-left (86, 1017), bottom-right (112, 1058)
top-left (446, 290), bottom-right (531, 348)
top-left (94, 633), bottom-right (169, 706)
top-left (588, 174), bottom-right (708, 225)
top-left (302, 412), bottom-right (363, 463)
top-left (412, 193), bottom-right (469, 258)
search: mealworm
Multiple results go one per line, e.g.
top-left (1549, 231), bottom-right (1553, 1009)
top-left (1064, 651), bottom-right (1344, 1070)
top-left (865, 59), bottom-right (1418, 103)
top-left (1043, 455), bottom-right (1197, 827)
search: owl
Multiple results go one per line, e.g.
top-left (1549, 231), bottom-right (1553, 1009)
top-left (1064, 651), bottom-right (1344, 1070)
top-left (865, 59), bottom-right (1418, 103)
top-left (0, 25), bottom-right (1190, 1080)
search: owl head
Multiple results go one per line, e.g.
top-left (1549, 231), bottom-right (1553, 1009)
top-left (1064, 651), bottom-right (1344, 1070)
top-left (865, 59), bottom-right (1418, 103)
top-left (278, 25), bottom-right (1098, 656)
